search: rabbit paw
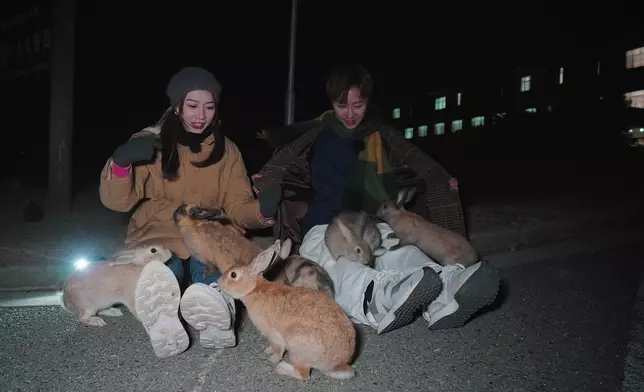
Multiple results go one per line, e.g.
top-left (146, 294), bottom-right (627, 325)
top-left (266, 343), bottom-right (285, 363)
top-left (79, 315), bottom-right (107, 327)
top-left (98, 307), bottom-right (123, 317)
top-left (276, 361), bottom-right (311, 380)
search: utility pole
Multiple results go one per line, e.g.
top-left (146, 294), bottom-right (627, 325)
top-left (284, 0), bottom-right (298, 125)
top-left (48, 0), bottom-right (77, 213)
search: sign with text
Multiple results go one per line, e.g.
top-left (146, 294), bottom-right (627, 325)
top-left (0, 2), bottom-right (52, 82)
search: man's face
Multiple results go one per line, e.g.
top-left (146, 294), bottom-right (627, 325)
top-left (332, 87), bottom-right (368, 129)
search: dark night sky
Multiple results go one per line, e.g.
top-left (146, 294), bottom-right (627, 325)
top-left (2, 0), bottom-right (623, 182)
top-left (72, 0), bottom-right (616, 125)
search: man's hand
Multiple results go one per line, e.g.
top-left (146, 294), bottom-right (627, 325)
top-left (448, 177), bottom-right (459, 192)
top-left (251, 173), bottom-right (262, 194)
top-left (252, 173), bottom-right (282, 218)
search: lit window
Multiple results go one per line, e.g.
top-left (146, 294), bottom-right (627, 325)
top-left (625, 90), bottom-right (644, 109)
top-left (559, 67), bottom-right (564, 84)
top-left (405, 127), bottom-right (414, 139)
top-left (472, 116), bottom-right (485, 127)
top-left (435, 96), bottom-right (446, 110)
top-left (626, 47), bottom-right (644, 69)
top-left (392, 108), bottom-right (401, 119)
top-left (434, 123), bottom-right (445, 135)
top-left (526, 108), bottom-right (537, 113)
top-left (521, 76), bottom-right (531, 92)
top-left (451, 120), bottom-right (463, 132)
top-left (418, 125), bottom-right (428, 137)
top-left (457, 92), bottom-right (462, 106)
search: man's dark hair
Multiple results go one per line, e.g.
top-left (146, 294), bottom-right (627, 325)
top-left (325, 63), bottom-right (374, 105)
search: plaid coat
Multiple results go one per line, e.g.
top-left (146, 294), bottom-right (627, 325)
top-left (255, 113), bottom-right (467, 248)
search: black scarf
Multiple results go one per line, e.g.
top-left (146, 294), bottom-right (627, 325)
top-left (176, 128), bottom-right (213, 153)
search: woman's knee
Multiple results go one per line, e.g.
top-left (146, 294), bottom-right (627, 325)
top-left (165, 255), bottom-right (185, 281)
top-left (189, 257), bottom-right (220, 285)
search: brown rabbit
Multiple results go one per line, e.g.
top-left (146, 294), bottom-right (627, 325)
top-left (273, 255), bottom-right (335, 299)
top-left (217, 239), bottom-right (356, 381)
top-left (61, 244), bottom-right (189, 358)
top-left (376, 187), bottom-right (479, 267)
top-left (173, 203), bottom-right (267, 276)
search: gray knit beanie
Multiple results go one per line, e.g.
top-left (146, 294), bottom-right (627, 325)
top-left (166, 66), bottom-right (222, 106)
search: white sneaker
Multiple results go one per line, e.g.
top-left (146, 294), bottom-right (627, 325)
top-left (365, 267), bottom-right (443, 334)
top-left (424, 261), bottom-right (500, 330)
top-left (180, 282), bottom-right (237, 348)
top-left (134, 261), bottom-right (190, 358)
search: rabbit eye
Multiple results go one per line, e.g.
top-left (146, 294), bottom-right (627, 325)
top-left (151, 248), bottom-right (157, 253)
top-left (230, 271), bottom-right (237, 279)
top-left (356, 248), bottom-right (362, 254)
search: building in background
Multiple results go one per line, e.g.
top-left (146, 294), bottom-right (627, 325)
top-left (624, 36), bottom-right (644, 145)
top-left (383, 44), bottom-right (627, 145)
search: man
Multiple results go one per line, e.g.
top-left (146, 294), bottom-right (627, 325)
top-left (252, 63), bottom-right (500, 334)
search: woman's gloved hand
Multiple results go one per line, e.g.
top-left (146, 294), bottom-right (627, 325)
top-left (111, 135), bottom-right (162, 167)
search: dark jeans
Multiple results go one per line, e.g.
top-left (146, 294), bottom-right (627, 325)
top-left (166, 255), bottom-right (221, 285)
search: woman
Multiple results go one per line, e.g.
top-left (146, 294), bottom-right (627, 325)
top-left (99, 66), bottom-right (280, 358)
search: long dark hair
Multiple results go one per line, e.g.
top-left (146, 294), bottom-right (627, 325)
top-left (159, 98), bottom-right (226, 181)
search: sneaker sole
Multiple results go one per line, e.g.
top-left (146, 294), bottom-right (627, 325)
top-left (429, 261), bottom-right (500, 331)
top-left (134, 261), bottom-right (189, 358)
top-left (180, 284), bottom-right (236, 348)
top-left (378, 267), bottom-right (443, 334)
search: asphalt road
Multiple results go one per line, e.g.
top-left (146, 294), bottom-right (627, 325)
top-left (1, 244), bottom-right (641, 392)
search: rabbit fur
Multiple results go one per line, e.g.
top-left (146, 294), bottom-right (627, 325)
top-left (173, 203), bottom-right (264, 276)
top-left (324, 210), bottom-right (386, 267)
top-left (61, 244), bottom-right (172, 326)
top-left (217, 239), bottom-right (356, 381)
top-left (376, 187), bottom-right (479, 267)
top-left (272, 254), bottom-right (335, 299)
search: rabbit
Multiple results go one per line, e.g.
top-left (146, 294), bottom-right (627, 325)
top-left (324, 210), bottom-right (386, 267)
top-left (173, 203), bottom-right (268, 277)
top-left (61, 244), bottom-right (173, 327)
top-left (376, 187), bottom-right (479, 267)
top-left (273, 255), bottom-right (335, 299)
top-left (217, 238), bottom-right (357, 381)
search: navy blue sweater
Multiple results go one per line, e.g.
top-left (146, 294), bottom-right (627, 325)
top-left (300, 127), bottom-right (357, 235)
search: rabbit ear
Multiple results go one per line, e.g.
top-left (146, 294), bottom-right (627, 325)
top-left (373, 246), bottom-right (387, 257)
top-left (404, 187), bottom-right (417, 203)
top-left (395, 190), bottom-right (407, 207)
top-left (251, 245), bottom-right (279, 276)
top-left (355, 212), bottom-right (368, 235)
top-left (108, 250), bottom-right (137, 266)
top-left (278, 238), bottom-right (292, 260)
top-left (337, 218), bottom-right (355, 241)
top-left (396, 188), bottom-right (416, 207)
top-left (190, 206), bottom-right (222, 220)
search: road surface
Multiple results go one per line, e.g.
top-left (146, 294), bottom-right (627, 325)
top-left (1, 244), bottom-right (641, 392)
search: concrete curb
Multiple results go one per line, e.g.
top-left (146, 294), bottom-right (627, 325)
top-left (470, 209), bottom-right (640, 255)
top-left (1, 216), bottom-right (641, 293)
top-left (485, 223), bottom-right (644, 269)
